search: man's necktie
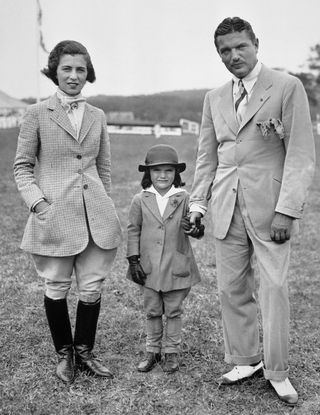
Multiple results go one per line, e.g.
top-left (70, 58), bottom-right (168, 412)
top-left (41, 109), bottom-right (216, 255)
top-left (235, 80), bottom-right (247, 112)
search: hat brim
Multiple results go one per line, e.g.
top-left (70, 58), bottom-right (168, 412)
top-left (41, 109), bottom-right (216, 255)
top-left (138, 162), bottom-right (186, 173)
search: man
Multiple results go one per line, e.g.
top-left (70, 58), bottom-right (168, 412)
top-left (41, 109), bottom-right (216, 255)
top-left (189, 17), bottom-right (315, 406)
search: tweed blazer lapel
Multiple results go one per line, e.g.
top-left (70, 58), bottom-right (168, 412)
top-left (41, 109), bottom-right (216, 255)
top-left (78, 105), bottom-right (95, 144)
top-left (218, 81), bottom-right (238, 136)
top-left (239, 66), bottom-right (272, 132)
top-left (162, 192), bottom-right (185, 221)
top-left (142, 192), bottom-right (163, 223)
top-left (47, 94), bottom-right (77, 140)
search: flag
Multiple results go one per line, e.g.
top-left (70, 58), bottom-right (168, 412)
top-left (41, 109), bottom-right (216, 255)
top-left (37, 0), bottom-right (49, 54)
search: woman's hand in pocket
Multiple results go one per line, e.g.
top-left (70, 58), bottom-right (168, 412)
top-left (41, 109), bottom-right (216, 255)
top-left (34, 200), bottom-right (50, 214)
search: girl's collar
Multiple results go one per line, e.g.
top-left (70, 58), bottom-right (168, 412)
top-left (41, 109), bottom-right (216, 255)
top-left (144, 185), bottom-right (185, 197)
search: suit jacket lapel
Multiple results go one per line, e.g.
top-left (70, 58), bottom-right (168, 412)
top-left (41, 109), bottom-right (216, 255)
top-left (218, 81), bottom-right (238, 136)
top-left (48, 94), bottom-right (77, 140)
top-left (78, 105), bottom-right (95, 144)
top-left (142, 193), bottom-right (163, 223)
top-left (162, 192), bottom-right (185, 221)
top-left (238, 66), bottom-right (272, 132)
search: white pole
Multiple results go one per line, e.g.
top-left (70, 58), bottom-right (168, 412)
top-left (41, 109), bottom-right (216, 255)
top-left (35, 0), bottom-right (40, 103)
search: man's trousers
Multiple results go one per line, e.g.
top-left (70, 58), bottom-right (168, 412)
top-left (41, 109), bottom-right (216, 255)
top-left (215, 185), bottom-right (291, 381)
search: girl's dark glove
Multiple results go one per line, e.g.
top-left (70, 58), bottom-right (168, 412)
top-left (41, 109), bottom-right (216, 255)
top-left (182, 216), bottom-right (205, 239)
top-left (194, 222), bottom-right (205, 239)
top-left (127, 255), bottom-right (146, 285)
top-left (181, 215), bottom-right (192, 232)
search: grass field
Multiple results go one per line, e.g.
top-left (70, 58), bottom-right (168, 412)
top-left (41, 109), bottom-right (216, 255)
top-left (0, 128), bottom-right (319, 415)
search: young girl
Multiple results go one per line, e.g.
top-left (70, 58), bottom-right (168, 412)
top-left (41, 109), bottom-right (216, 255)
top-left (126, 144), bottom-right (202, 373)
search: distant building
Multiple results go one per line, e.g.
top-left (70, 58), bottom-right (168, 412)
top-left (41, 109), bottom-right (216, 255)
top-left (106, 111), bottom-right (135, 123)
top-left (179, 118), bottom-right (200, 135)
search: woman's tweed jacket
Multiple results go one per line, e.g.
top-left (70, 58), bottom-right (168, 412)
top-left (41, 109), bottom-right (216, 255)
top-left (14, 94), bottom-right (122, 256)
top-left (126, 189), bottom-right (201, 292)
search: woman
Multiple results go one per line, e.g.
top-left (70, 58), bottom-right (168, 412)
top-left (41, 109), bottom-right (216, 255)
top-left (14, 40), bottom-right (122, 383)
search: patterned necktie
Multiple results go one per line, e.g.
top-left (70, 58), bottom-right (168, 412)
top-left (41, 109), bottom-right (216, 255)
top-left (59, 98), bottom-right (86, 139)
top-left (235, 80), bottom-right (247, 112)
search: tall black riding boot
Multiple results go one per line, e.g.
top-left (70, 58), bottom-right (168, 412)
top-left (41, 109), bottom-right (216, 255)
top-left (74, 298), bottom-right (113, 378)
top-left (44, 296), bottom-right (75, 383)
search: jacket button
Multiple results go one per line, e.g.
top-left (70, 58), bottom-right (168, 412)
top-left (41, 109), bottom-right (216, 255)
top-left (77, 155), bottom-right (82, 159)
top-left (232, 188), bottom-right (237, 193)
top-left (83, 184), bottom-right (88, 189)
top-left (77, 169), bottom-right (82, 174)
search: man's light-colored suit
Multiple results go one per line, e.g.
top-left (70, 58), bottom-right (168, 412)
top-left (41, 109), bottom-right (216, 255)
top-left (190, 65), bottom-right (315, 380)
top-left (14, 94), bottom-right (122, 257)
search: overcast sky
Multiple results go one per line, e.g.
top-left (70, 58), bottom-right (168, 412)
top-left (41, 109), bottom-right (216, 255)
top-left (1, 0), bottom-right (319, 99)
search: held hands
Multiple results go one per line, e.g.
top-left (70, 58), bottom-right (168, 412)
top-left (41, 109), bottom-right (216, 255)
top-left (127, 255), bottom-right (147, 285)
top-left (270, 212), bottom-right (294, 243)
top-left (182, 212), bottom-right (205, 239)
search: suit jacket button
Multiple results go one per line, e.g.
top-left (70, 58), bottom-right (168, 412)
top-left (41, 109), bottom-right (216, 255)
top-left (77, 155), bottom-right (82, 159)
top-left (83, 184), bottom-right (88, 189)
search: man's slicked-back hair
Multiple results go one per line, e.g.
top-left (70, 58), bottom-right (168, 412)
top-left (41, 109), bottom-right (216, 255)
top-left (214, 17), bottom-right (256, 50)
top-left (41, 40), bottom-right (96, 85)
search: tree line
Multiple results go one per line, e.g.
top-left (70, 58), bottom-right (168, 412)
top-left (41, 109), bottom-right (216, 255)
top-left (23, 44), bottom-right (320, 123)
top-left (89, 43), bottom-right (320, 123)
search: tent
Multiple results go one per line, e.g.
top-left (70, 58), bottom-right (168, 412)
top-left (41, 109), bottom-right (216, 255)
top-left (0, 90), bottom-right (28, 110)
top-left (0, 90), bottom-right (27, 128)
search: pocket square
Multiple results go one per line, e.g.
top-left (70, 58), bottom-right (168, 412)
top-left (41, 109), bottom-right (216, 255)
top-left (257, 118), bottom-right (285, 139)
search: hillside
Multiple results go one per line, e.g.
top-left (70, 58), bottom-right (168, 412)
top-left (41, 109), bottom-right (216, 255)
top-left (87, 89), bottom-right (208, 123)
top-left (22, 84), bottom-right (320, 123)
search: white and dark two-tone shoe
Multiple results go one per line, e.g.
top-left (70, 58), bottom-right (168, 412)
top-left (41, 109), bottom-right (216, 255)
top-left (269, 378), bottom-right (298, 406)
top-left (219, 361), bottom-right (264, 384)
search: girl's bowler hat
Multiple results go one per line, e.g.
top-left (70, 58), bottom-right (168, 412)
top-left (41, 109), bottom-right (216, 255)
top-left (138, 144), bottom-right (186, 172)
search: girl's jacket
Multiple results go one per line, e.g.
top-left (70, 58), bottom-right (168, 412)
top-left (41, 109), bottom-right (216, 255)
top-left (127, 189), bottom-right (201, 292)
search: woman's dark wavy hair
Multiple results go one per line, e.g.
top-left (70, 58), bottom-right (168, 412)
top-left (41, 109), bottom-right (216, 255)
top-left (41, 40), bottom-right (96, 85)
top-left (141, 167), bottom-right (185, 189)
top-left (214, 17), bottom-right (257, 50)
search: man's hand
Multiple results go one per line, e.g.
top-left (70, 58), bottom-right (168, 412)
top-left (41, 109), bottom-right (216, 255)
top-left (127, 255), bottom-right (146, 285)
top-left (270, 212), bottom-right (294, 243)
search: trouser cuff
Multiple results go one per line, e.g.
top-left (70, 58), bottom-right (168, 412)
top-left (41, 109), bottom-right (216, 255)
top-left (264, 367), bottom-right (289, 381)
top-left (225, 352), bottom-right (262, 365)
top-left (146, 346), bottom-right (161, 353)
top-left (164, 347), bottom-right (180, 354)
